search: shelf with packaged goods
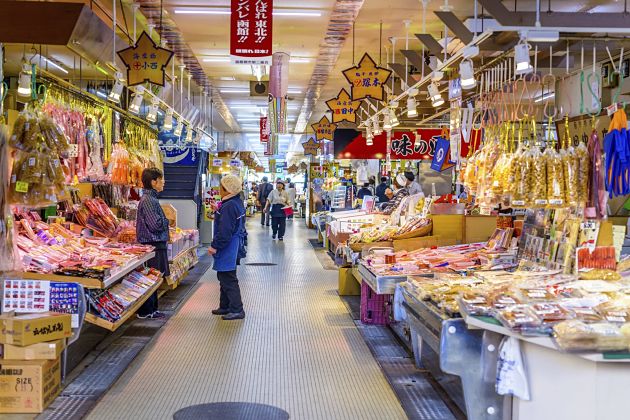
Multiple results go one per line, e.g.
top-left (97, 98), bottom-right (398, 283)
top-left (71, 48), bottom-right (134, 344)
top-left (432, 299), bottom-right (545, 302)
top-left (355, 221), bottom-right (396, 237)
top-left (84, 278), bottom-right (163, 331)
top-left (168, 244), bottom-right (199, 264)
top-left (18, 252), bottom-right (156, 289)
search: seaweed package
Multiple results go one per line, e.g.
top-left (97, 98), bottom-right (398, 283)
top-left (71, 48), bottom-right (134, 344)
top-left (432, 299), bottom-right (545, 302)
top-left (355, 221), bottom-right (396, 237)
top-left (561, 146), bottom-right (579, 206)
top-left (529, 147), bottom-right (548, 206)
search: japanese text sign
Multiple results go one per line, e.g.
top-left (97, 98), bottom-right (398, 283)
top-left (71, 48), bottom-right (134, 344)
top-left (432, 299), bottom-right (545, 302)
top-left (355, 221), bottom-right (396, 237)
top-left (118, 31), bottom-right (174, 86)
top-left (326, 88), bottom-right (361, 124)
top-left (311, 116), bottom-right (337, 142)
top-left (431, 136), bottom-right (455, 172)
top-left (260, 116), bottom-right (269, 143)
top-left (342, 53), bottom-right (392, 101)
top-left (230, 0), bottom-right (273, 65)
top-left (301, 137), bottom-right (320, 156)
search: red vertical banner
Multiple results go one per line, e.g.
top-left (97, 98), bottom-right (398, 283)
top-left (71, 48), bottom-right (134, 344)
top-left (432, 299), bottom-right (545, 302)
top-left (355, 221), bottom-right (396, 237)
top-left (230, 0), bottom-right (273, 65)
top-left (260, 117), bottom-right (269, 143)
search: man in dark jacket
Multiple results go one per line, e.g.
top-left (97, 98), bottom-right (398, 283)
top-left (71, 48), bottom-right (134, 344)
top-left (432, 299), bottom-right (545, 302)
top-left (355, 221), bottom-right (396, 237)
top-left (208, 175), bottom-right (246, 320)
top-left (257, 176), bottom-right (273, 226)
top-left (375, 176), bottom-right (390, 203)
top-left (136, 168), bottom-right (170, 319)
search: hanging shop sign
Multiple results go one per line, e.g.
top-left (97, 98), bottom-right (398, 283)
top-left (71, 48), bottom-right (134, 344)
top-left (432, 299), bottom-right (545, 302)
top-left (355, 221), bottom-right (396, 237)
top-left (342, 53), bottom-right (392, 101)
top-left (309, 163), bottom-right (329, 179)
top-left (302, 137), bottom-right (320, 156)
top-left (326, 88), bottom-right (361, 124)
top-left (311, 116), bottom-right (337, 142)
top-left (431, 136), bottom-right (455, 172)
top-left (117, 31), bottom-right (174, 86)
top-left (334, 128), bottom-right (441, 160)
top-left (230, 0), bottom-right (273, 65)
top-left (448, 78), bottom-right (462, 101)
top-left (260, 116), bottom-right (269, 143)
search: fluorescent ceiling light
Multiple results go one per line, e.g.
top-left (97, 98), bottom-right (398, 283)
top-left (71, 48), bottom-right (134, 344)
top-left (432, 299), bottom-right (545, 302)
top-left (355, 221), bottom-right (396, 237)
top-left (41, 56), bottom-right (68, 74)
top-left (525, 30), bottom-right (560, 43)
top-left (219, 76), bottom-right (236, 81)
top-left (174, 8), bottom-right (321, 17)
top-left (220, 89), bottom-right (250, 93)
top-left (534, 92), bottom-right (555, 103)
top-left (289, 57), bottom-right (312, 63)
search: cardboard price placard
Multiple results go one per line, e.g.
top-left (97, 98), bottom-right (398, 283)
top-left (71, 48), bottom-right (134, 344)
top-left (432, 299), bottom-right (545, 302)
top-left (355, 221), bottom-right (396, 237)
top-left (118, 31), bottom-right (174, 86)
top-left (326, 88), bottom-right (361, 124)
top-left (311, 116), bottom-right (337, 142)
top-left (342, 53), bottom-right (392, 101)
top-left (302, 137), bottom-right (320, 156)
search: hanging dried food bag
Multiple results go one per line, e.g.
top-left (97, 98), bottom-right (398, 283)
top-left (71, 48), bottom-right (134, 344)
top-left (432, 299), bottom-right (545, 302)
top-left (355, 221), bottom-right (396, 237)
top-left (544, 147), bottom-right (565, 207)
top-left (509, 145), bottom-right (529, 207)
top-left (530, 148), bottom-right (548, 206)
top-left (575, 142), bottom-right (590, 204)
top-left (561, 146), bottom-right (579, 206)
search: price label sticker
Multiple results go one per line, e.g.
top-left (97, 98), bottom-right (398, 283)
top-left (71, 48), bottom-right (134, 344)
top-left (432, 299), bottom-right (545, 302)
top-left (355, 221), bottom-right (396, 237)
top-left (607, 103), bottom-right (618, 116)
top-left (68, 144), bottom-right (79, 158)
top-left (15, 181), bottom-right (29, 193)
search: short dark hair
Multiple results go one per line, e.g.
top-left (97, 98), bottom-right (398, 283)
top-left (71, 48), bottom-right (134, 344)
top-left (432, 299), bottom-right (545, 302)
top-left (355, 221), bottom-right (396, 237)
top-left (363, 183), bottom-right (369, 187)
top-left (142, 167), bottom-right (163, 190)
top-left (380, 176), bottom-right (388, 183)
top-left (404, 171), bottom-right (415, 182)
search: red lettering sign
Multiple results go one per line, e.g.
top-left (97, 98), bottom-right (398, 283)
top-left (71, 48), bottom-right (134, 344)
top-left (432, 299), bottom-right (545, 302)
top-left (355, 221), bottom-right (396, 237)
top-left (230, 0), bottom-right (273, 65)
top-left (260, 117), bottom-right (269, 143)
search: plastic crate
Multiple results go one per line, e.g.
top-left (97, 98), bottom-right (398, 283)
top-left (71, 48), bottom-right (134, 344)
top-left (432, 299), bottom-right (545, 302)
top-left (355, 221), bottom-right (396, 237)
top-left (360, 281), bottom-right (392, 325)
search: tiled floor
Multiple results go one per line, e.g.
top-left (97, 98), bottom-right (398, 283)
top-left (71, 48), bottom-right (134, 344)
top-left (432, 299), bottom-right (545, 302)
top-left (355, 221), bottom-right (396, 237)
top-left (88, 219), bottom-right (407, 420)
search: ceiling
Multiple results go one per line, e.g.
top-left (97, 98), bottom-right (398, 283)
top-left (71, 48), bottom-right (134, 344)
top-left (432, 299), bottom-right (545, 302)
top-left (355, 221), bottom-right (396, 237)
top-left (3, 0), bottom-right (628, 167)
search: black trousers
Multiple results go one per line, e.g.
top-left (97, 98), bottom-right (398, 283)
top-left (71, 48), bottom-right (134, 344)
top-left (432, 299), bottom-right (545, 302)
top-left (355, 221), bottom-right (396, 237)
top-left (218, 270), bottom-right (243, 313)
top-left (260, 201), bottom-right (269, 225)
top-left (271, 216), bottom-right (286, 238)
top-left (138, 245), bottom-right (169, 316)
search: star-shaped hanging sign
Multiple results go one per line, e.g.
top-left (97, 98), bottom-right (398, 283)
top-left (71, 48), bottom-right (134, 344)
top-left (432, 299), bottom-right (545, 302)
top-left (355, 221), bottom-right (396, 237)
top-left (302, 137), bottom-right (321, 156)
top-left (118, 31), bottom-right (174, 86)
top-left (342, 53), bottom-right (392, 101)
top-left (311, 116), bottom-right (337, 142)
top-left (326, 88), bottom-right (361, 124)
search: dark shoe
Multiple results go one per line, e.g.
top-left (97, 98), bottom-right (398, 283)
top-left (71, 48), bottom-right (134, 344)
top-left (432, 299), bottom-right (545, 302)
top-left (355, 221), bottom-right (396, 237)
top-left (272, 234), bottom-right (276, 239)
top-left (222, 311), bottom-right (245, 320)
top-left (279, 237), bottom-right (283, 241)
top-left (150, 311), bottom-right (167, 319)
top-left (212, 308), bottom-right (230, 315)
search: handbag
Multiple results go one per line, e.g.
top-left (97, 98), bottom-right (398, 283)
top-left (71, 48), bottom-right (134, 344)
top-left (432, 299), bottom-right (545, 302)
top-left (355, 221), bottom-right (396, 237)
top-left (282, 206), bottom-right (294, 217)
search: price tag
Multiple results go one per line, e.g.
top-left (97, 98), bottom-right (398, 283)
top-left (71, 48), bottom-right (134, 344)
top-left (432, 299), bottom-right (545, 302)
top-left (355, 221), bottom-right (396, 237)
top-left (607, 103), bottom-right (618, 116)
top-left (548, 199), bottom-right (564, 206)
top-left (68, 144), bottom-right (79, 158)
top-left (511, 200), bottom-right (526, 206)
top-left (212, 158), bottom-right (222, 167)
top-left (534, 199), bottom-right (548, 205)
top-left (15, 181), bottom-right (29, 193)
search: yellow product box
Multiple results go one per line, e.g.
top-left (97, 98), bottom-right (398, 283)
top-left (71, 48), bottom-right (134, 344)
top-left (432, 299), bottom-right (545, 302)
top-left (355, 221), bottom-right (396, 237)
top-left (0, 312), bottom-right (72, 346)
top-left (1, 339), bottom-right (66, 361)
top-left (0, 358), bottom-right (61, 413)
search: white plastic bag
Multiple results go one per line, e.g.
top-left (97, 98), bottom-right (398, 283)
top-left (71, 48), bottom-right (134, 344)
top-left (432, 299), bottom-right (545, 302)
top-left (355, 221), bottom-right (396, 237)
top-left (393, 284), bottom-right (407, 322)
top-left (496, 336), bottom-right (531, 400)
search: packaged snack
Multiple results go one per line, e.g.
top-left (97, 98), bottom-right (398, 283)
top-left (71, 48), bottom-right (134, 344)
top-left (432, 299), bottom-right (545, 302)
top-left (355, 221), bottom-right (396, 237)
top-left (544, 147), bottom-right (565, 206)
top-left (520, 287), bottom-right (556, 301)
top-left (509, 146), bottom-right (529, 207)
top-left (596, 301), bottom-right (630, 323)
top-left (529, 148), bottom-right (547, 206)
top-left (561, 146), bottom-right (579, 206)
top-left (497, 304), bottom-right (542, 330)
top-left (531, 302), bottom-right (571, 324)
top-left (575, 142), bottom-right (590, 204)
top-left (554, 320), bottom-right (627, 352)
top-left (459, 291), bottom-right (493, 316)
top-left (579, 269), bottom-right (621, 281)
top-left (491, 292), bottom-right (521, 310)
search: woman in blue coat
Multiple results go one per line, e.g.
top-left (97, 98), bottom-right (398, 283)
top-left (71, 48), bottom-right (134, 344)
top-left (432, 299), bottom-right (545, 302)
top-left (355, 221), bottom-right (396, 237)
top-left (208, 175), bottom-right (247, 320)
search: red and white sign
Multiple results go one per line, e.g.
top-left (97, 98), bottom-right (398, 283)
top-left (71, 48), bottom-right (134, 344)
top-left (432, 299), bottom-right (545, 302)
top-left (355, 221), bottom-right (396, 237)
top-left (260, 116), bottom-right (269, 143)
top-left (230, 0), bottom-right (273, 65)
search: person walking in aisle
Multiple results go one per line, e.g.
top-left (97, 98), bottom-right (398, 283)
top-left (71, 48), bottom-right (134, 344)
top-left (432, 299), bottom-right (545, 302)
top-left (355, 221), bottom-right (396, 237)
top-left (257, 176), bottom-right (273, 226)
top-left (265, 179), bottom-right (290, 240)
top-left (208, 174), bottom-right (246, 321)
top-left (376, 176), bottom-right (390, 204)
top-left (136, 168), bottom-right (170, 319)
top-left (286, 180), bottom-right (296, 220)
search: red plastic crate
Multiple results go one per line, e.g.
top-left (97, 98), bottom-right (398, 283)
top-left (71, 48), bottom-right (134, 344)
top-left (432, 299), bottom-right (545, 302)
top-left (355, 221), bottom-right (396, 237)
top-left (360, 281), bottom-right (393, 325)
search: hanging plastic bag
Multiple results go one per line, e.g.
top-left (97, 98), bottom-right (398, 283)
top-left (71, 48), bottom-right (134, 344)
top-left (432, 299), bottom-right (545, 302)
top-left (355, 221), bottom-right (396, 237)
top-left (496, 336), bottom-right (531, 401)
top-left (393, 284), bottom-right (408, 322)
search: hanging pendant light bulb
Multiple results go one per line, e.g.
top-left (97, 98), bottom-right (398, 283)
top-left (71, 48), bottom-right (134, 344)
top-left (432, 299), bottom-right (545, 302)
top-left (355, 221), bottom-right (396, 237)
top-left (146, 97), bottom-right (159, 123)
top-left (389, 108), bottom-right (400, 128)
top-left (163, 109), bottom-right (174, 131)
top-left (17, 62), bottom-right (32, 97)
top-left (406, 96), bottom-right (417, 118)
top-left (428, 82), bottom-right (444, 107)
top-left (372, 116), bottom-right (382, 135)
top-left (383, 112), bottom-right (392, 131)
top-left (514, 38), bottom-right (533, 75)
top-left (108, 71), bottom-right (124, 103)
top-left (460, 59), bottom-right (476, 90)
top-left (174, 122), bottom-right (183, 137)
top-left (128, 86), bottom-right (144, 114)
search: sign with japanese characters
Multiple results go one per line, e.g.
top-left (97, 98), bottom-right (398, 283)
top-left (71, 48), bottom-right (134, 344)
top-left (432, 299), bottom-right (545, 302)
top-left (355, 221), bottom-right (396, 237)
top-left (260, 116), bottom-right (269, 143)
top-left (311, 116), bottom-right (337, 142)
top-left (302, 137), bottom-right (320, 156)
top-left (230, 0), bottom-right (273, 65)
top-left (431, 136), bottom-right (455, 172)
top-left (117, 31), bottom-right (174, 86)
top-left (342, 53), bottom-right (392, 101)
top-left (326, 88), bottom-right (361, 124)
top-left (333, 128), bottom-right (443, 160)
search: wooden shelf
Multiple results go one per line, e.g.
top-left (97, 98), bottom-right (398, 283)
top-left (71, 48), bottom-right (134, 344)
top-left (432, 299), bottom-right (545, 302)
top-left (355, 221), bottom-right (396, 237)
top-left (85, 279), bottom-right (163, 331)
top-left (19, 252), bottom-right (156, 289)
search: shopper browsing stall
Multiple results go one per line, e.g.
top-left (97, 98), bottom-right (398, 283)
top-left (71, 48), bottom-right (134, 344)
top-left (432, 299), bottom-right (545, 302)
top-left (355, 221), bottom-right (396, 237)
top-left (136, 168), bottom-right (170, 319)
top-left (405, 171), bottom-right (424, 197)
top-left (257, 176), bottom-right (273, 226)
top-left (357, 183), bottom-right (373, 200)
top-left (381, 174), bottom-right (410, 215)
top-left (208, 175), bottom-right (246, 321)
top-left (376, 176), bottom-right (390, 203)
top-left (265, 179), bottom-right (290, 241)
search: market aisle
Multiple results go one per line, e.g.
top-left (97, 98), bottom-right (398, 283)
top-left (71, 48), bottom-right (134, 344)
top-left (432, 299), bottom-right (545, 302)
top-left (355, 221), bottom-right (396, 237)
top-left (87, 219), bottom-right (407, 420)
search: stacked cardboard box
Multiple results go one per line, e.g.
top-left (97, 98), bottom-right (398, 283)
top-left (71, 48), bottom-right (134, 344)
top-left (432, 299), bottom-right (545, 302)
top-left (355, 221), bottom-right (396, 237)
top-left (0, 312), bottom-right (71, 413)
